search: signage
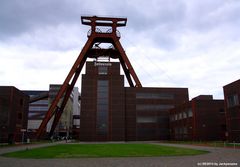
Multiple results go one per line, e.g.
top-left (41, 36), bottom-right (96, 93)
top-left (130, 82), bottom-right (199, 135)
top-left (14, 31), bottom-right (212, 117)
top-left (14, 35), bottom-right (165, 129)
top-left (94, 62), bottom-right (112, 67)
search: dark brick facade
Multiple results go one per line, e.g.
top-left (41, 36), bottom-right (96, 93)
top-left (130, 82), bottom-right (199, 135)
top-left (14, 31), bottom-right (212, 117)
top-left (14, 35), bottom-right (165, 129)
top-left (169, 95), bottom-right (226, 141)
top-left (79, 61), bottom-right (189, 141)
top-left (223, 79), bottom-right (240, 142)
top-left (0, 86), bottom-right (29, 143)
top-left (125, 87), bottom-right (189, 141)
top-left (80, 62), bottom-right (125, 141)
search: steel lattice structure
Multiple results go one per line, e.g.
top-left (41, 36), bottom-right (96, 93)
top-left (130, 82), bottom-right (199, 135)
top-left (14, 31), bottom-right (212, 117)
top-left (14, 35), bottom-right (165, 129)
top-left (36, 16), bottom-right (142, 139)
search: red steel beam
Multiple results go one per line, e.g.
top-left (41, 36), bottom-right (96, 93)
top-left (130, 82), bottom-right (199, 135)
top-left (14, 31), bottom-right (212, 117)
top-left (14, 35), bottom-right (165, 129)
top-left (113, 39), bottom-right (142, 87)
top-left (36, 36), bottom-right (94, 139)
top-left (49, 57), bottom-right (87, 137)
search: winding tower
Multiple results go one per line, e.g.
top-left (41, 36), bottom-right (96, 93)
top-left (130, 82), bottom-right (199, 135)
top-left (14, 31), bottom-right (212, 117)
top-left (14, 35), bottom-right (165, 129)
top-left (36, 16), bottom-right (142, 139)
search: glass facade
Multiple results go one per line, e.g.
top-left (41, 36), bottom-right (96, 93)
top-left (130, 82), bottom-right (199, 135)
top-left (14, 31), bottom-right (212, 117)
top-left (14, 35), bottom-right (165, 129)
top-left (96, 80), bottom-right (109, 135)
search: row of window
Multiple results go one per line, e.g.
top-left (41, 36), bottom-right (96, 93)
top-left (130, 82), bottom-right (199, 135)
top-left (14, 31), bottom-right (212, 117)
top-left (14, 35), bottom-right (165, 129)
top-left (136, 92), bottom-right (174, 100)
top-left (29, 106), bottom-right (49, 111)
top-left (174, 127), bottom-right (188, 134)
top-left (136, 116), bottom-right (168, 123)
top-left (28, 112), bottom-right (45, 119)
top-left (136, 104), bottom-right (174, 111)
top-left (170, 109), bottom-right (193, 121)
top-left (31, 100), bottom-right (49, 105)
top-left (137, 117), bottom-right (157, 123)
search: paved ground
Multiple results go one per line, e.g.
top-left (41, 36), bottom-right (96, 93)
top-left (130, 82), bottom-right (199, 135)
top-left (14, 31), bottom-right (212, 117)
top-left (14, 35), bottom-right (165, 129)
top-left (0, 142), bottom-right (239, 167)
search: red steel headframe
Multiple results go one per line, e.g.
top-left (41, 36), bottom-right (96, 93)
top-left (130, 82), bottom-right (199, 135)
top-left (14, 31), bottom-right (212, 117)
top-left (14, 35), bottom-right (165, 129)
top-left (36, 15), bottom-right (142, 139)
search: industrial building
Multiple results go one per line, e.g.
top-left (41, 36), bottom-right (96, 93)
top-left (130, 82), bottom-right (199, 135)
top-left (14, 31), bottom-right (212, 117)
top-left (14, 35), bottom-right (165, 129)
top-left (23, 90), bottom-right (49, 139)
top-left (223, 79), bottom-right (240, 142)
top-left (23, 85), bottom-right (80, 139)
top-left (0, 86), bottom-right (29, 143)
top-left (79, 61), bottom-right (189, 141)
top-left (1, 16), bottom-right (238, 143)
top-left (48, 84), bottom-right (80, 138)
top-left (19, 15), bottom-right (230, 142)
top-left (169, 95), bottom-right (226, 141)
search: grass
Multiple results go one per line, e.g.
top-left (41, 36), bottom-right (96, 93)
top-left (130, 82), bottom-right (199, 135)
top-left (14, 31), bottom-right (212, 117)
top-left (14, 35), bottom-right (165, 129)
top-left (2, 143), bottom-right (208, 158)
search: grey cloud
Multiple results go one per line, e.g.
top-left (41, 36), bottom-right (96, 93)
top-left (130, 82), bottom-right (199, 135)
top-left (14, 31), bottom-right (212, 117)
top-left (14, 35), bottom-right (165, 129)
top-left (185, 0), bottom-right (240, 32)
top-left (0, 0), bottom-right (82, 39)
top-left (1, 0), bottom-right (240, 51)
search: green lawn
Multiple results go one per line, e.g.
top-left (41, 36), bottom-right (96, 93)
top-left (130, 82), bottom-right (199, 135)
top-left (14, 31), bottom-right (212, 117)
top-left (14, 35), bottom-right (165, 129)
top-left (2, 143), bottom-right (208, 158)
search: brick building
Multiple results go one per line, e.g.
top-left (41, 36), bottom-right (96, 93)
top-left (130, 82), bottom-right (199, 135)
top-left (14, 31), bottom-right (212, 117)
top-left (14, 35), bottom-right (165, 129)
top-left (79, 61), bottom-right (189, 141)
top-left (0, 86), bottom-right (29, 143)
top-left (223, 79), bottom-right (240, 142)
top-left (169, 95), bottom-right (226, 141)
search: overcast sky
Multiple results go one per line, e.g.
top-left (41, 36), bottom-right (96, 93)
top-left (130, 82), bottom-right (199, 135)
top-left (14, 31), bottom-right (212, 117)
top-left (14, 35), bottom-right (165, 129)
top-left (0, 0), bottom-right (240, 99)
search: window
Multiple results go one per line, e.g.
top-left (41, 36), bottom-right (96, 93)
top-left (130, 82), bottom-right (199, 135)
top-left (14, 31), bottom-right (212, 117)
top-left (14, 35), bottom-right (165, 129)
top-left (219, 108), bottom-right (225, 113)
top-left (174, 127), bottom-right (179, 134)
top-left (136, 104), bottom-right (174, 111)
top-left (183, 127), bottom-right (188, 134)
top-left (182, 112), bottom-right (187, 119)
top-left (170, 115), bottom-right (175, 122)
top-left (18, 113), bottom-right (22, 120)
top-left (178, 113), bottom-right (182, 120)
top-left (175, 114), bottom-right (178, 120)
top-left (136, 92), bottom-right (174, 99)
top-left (32, 100), bottom-right (48, 105)
top-left (20, 99), bottom-right (23, 106)
top-left (188, 109), bottom-right (193, 117)
top-left (137, 116), bottom-right (157, 123)
top-left (227, 94), bottom-right (239, 108)
top-left (98, 66), bottom-right (108, 75)
top-left (96, 80), bottom-right (109, 135)
top-left (29, 106), bottom-right (49, 111)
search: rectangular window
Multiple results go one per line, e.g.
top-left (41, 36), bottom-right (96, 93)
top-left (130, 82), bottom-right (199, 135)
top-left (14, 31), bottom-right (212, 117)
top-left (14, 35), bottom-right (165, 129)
top-left (96, 80), bottom-right (109, 135)
top-left (136, 92), bottom-right (174, 99)
top-left (18, 113), bottom-right (22, 120)
top-left (20, 99), bottom-right (23, 106)
top-left (175, 114), bottom-right (178, 120)
top-left (178, 113), bottom-right (182, 120)
top-left (136, 104), bottom-right (174, 111)
top-left (183, 127), bottom-right (188, 134)
top-left (31, 100), bottom-right (49, 105)
top-left (182, 112), bottom-right (187, 119)
top-left (98, 66), bottom-right (108, 75)
top-left (174, 127), bottom-right (179, 134)
top-left (227, 94), bottom-right (239, 108)
top-left (29, 106), bottom-right (49, 111)
top-left (188, 109), bottom-right (193, 117)
top-left (137, 116), bottom-right (157, 123)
